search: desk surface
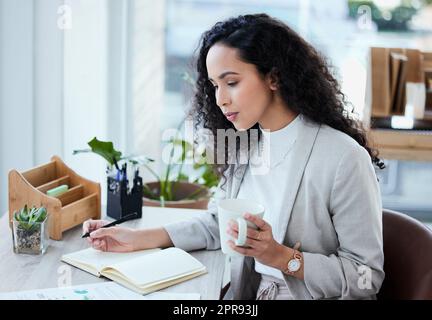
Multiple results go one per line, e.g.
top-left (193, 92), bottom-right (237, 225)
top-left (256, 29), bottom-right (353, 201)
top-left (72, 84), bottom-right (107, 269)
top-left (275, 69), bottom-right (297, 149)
top-left (0, 207), bottom-right (225, 300)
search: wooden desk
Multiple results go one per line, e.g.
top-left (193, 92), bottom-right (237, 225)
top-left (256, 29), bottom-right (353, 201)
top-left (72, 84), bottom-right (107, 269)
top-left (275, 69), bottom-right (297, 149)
top-left (0, 207), bottom-right (225, 299)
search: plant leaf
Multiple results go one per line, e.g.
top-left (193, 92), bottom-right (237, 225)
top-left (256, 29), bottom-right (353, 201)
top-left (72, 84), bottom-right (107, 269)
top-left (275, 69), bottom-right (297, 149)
top-left (182, 185), bottom-right (208, 200)
top-left (19, 205), bottom-right (29, 221)
top-left (14, 210), bottom-right (21, 222)
top-left (33, 207), bottom-right (47, 223)
top-left (201, 166), bottom-right (219, 188)
top-left (87, 137), bottom-right (122, 166)
top-left (143, 184), bottom-right (158, 200)
top-left (177, 172), bottom-right (189, 182)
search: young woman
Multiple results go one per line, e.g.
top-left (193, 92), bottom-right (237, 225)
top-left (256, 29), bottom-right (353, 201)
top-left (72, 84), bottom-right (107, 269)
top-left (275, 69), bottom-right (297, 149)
top-left (84, 14), bottom-right (385, 300)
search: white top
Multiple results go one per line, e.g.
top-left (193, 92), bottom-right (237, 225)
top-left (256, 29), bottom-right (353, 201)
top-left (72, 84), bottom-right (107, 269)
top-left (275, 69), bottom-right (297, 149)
top-left (237, 114), bottom-right (302, 280)
top-left (165, 113), bottom-right (384, 299)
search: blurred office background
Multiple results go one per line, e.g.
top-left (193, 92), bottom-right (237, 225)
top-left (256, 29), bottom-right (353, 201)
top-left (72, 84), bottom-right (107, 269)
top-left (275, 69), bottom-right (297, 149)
top-left (1, 0), bottom-right (431, 224)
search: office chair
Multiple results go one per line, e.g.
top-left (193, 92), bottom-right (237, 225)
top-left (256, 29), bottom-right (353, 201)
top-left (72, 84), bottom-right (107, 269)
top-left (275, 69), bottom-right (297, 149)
top-left (378, 209), bottom-right (432, 300)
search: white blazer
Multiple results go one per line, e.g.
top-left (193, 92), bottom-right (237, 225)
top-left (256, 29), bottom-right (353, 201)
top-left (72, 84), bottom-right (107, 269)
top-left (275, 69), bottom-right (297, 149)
top-left (164, 116), bottom-right (384, 300)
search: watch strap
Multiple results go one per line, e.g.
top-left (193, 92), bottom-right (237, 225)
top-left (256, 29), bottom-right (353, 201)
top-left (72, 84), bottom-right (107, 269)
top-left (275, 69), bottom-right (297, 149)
top-left (283, 241), bottom-right (302, 275)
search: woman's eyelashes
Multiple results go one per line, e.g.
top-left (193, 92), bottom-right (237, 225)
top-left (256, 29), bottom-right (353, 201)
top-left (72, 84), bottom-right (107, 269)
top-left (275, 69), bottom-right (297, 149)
top-left (211, 81), bottom-right (238, 89)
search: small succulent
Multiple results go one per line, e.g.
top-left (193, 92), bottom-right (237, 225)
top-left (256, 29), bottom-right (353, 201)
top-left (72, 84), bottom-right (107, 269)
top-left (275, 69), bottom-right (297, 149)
top-left (13, 205), bottom-right (48, 231)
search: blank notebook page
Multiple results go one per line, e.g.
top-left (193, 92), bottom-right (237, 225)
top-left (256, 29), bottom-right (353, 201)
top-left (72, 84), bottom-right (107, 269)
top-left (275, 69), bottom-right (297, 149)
top-left (108, 247), bottom-right (205, 286)
top-left (64, 248), bottom-right (161, 271)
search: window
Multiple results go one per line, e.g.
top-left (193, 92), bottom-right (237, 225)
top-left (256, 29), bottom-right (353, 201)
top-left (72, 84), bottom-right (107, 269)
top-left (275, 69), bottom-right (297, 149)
top-left (162, 0), bottom-right (432, 221)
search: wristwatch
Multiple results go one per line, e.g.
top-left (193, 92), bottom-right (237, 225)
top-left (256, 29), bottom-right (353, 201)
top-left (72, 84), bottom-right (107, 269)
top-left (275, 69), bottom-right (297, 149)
top-left (283, 242), bottom-right (302, 275)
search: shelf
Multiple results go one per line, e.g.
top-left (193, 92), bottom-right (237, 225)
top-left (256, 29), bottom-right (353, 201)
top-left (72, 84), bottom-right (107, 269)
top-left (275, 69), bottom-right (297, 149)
top-left (368, 129), bottom-right (432, 161)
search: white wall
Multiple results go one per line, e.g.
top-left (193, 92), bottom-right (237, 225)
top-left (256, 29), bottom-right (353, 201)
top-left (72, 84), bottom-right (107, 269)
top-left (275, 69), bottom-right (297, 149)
top-left (62, 0), bottom-right (108, 196)
top-left (0, 0), bottom-right (36, 215)
top-left (0, 0), bottom-right (109, 215)
top-left (128, 0), bottom-right (165, 181)
top-left (0, 0), bottom-right (165, 216)
top-left (34, 0), bottom-right (65, 165)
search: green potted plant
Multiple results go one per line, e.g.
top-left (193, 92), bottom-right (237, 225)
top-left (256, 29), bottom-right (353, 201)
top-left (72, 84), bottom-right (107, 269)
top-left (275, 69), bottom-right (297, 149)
top-left (12, 205), bottom-right (49, 255)
top-left (142, 136), bottom-right (219, 209)
top-left (73, 135), bottom-right (219, 209)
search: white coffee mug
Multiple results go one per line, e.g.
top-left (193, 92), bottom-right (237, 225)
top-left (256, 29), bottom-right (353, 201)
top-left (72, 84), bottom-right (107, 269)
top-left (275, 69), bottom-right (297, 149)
top-left (218, 199), bottom-right (265, 257)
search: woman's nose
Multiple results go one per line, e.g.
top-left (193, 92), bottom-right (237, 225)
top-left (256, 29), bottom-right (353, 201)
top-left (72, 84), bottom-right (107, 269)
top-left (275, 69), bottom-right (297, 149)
top-left (216, 88), bottom-right (231, 107)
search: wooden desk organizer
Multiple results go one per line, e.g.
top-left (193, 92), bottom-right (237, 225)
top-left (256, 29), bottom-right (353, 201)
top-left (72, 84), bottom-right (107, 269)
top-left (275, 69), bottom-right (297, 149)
top-left (8, 155), bottom-right (101, 240)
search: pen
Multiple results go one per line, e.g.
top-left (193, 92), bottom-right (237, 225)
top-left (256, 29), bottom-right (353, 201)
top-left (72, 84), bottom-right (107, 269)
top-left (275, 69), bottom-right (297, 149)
top-left (81, 212), bottom-right (138, 238)
top-left (131, 168), bottom-right (142, 194)
top-left (112, 156), bottom-right (120, 171)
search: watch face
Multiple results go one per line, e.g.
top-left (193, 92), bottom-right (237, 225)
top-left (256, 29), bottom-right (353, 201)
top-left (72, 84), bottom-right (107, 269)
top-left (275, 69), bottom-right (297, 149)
top-left (288, 259), bottom-right (301, 272)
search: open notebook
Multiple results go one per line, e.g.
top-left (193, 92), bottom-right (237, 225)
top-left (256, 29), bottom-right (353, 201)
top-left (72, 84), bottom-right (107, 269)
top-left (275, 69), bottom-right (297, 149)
top-left (61, 247), bottom-right (206, 295)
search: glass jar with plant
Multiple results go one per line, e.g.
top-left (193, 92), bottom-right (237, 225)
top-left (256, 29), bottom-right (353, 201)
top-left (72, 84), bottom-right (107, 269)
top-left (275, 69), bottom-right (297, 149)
top-left (12, 205), bottom-right (49, 255)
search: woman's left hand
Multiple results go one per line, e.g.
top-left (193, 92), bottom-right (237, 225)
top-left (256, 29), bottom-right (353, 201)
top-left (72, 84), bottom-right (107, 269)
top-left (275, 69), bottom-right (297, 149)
top-left (227, 213), bottom-right (288, 269)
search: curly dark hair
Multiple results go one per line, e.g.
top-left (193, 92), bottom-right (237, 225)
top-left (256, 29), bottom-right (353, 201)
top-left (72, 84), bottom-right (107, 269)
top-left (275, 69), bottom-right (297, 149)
top-left (188, 13), bottom-right (384, 189)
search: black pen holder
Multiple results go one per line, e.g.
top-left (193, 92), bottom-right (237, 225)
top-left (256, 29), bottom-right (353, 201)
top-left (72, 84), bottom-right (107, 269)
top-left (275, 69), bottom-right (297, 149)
top-left (107, 175), bottom-right (142, 220)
